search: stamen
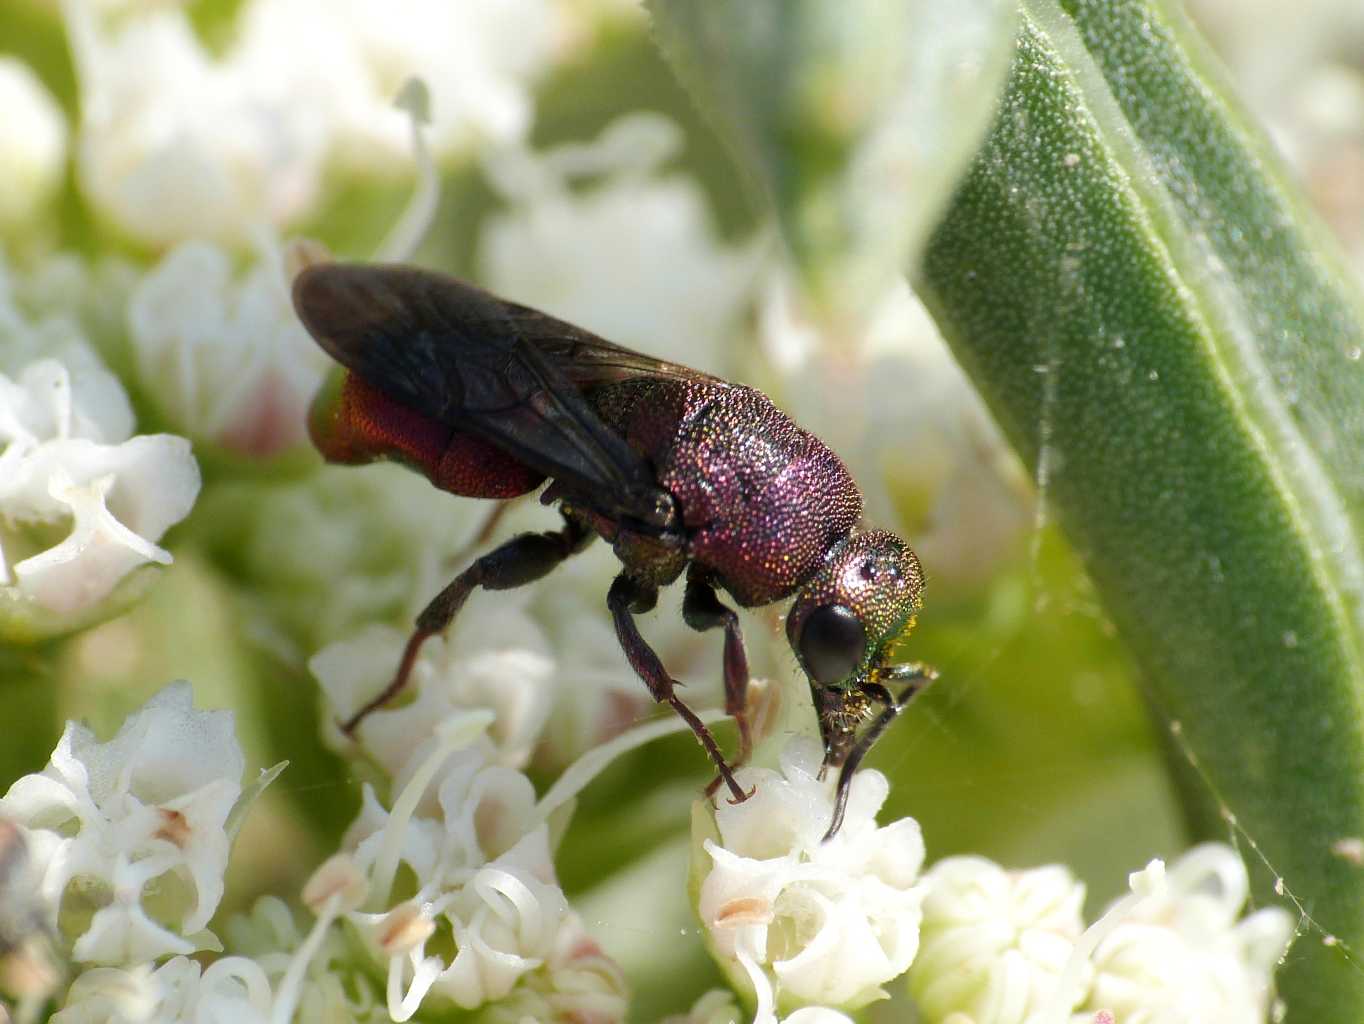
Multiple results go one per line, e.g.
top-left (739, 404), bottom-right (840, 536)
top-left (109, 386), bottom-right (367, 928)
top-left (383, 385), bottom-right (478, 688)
top-left (372, 902), bottom-right (436, 958)
top-left (734, 929), bottom-right (777, 1024)
top-left (369, 710), bottom-right (494, 909)
top-left (201, 956), bottom-right (273, 1011)
top-left (531, 707), bottom-right (726, 829)
top-left (376, 78), bottom-right (439, 263)
top-left (272, 855), bottom-right (368, 1024)
top-left (282, 238), bottom-right (334, 283)
top-left (387, 946), bottom-right (442, 1022)
top-left (301, 854), bottom-right (368, 914)
top-left (1038, 858), bottom-right (1167, 1023)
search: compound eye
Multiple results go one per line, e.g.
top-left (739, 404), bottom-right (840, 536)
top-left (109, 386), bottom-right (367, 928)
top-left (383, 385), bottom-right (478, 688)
top-left (799, 604), bottom-right (867, 685)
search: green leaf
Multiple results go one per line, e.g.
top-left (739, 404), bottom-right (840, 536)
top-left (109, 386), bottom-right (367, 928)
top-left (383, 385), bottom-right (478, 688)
top-left (917, 0), bottom-right (1364, 1017)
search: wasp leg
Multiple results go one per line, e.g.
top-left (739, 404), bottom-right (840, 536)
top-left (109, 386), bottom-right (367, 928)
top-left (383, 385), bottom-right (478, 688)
top-left (340, 515), bottom-right (593, 735)
top-left (824, 663), bottom-right (938, 841)
top-left (682, 567), bottom-right (753, 795)
top-left (608, 573), bottom-right (752, 805)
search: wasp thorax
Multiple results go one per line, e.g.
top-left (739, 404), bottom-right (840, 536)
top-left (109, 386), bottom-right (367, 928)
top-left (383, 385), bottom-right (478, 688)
top-left (787, 529), bottom-right (924, 688)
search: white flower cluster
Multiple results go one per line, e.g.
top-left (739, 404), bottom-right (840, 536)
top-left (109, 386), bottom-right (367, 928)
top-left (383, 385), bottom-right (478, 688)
top-left (695, 737), bottom-right (928, 1020)
top-left (8, 685), bottom-right (295, 1023)
top-left (335, 714), bottom-right (626, 1021)
top-left (0, 280), bottom-right (199, 628)
top-left (62, 0), bottom-right (573, 249)
top-left (480, 113), bottom-right (761, 375)
top-left (0, 682), bottom-right (628, 1023)
top-left (1082, 849), bottom-right (1293, 1022)
top-left (126, 239), bottom-right (329, 457)
top-left (906, 848), bottom-right (1293, 1023)
top-left (693, 738), bottom-right (1293, 1024)
top-left (303, 545), bottom-right (667, 1021)
top-left (0, 685), bottom-right (264, 966)
top-left (910, 856), bottom-right (1087, 1021)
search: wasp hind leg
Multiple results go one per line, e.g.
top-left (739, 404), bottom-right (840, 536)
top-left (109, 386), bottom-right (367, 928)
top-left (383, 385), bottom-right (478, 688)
top-left (682, 567), bottom-right (754, 797)
top-left (340, 513), bottom-right (593, 735)
top-left (608, 572), bottom-right (752, 804)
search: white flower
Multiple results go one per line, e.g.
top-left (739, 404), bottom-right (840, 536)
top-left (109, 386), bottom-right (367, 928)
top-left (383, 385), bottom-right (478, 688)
top-left (695, 737), bottom-right (926, 1014)
top-left (237, 462), bottom-right (487, 653)
top-left (477, 917), bottom-right (628, 1024)
top-left (222, 895), bottom-right (395, 1024)
top-left (0, 327), bottom-right (131, 446)
top-left (233, 0), bottom-right (568, 173)
top-left (664, 989), bottom-right (748, 1024)
top-left (328, 711), bottom-right (624, 1021)
top-left (908, 856), bottom-right (1088, 1024)
top-left (0, 251), bottom-right (139, 360)
top-left (423, 827), bottom-right (572, 1009)
top-left (310, 600), bottom-right (555, 776)
top-left (479, 113), bottom-right (760, 375)
top-left (0, 347), bottom-right (198, 625)
top-left (63, 0), bottom-right (574, 245)
top-left (66, 5), bottom-right (330, 248)
top-left (0, 58), bottom-right (68, 231)
top-left (1080, 845), bottom-right (1292, 1023)
top-left (665, 988), bottom-right (855, 1024)
top-left (341, 746), bottom-right (537, 886)
top-left (51, 956), bottom-right (273, 1024)
top-left (126, 239), bottom-right (329, 456)
top-left (0, 683), bottom-right (265, 964)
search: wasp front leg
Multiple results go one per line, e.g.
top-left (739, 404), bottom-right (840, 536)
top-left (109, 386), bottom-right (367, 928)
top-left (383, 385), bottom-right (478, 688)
top-left (682, 566), bottom-right (754, 795)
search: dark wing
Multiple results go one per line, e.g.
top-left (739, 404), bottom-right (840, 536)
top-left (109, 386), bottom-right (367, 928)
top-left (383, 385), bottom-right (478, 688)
top-left (292, 262), bottom-right (685, 530)
top-left (501, 302), bottom-right (722, 390)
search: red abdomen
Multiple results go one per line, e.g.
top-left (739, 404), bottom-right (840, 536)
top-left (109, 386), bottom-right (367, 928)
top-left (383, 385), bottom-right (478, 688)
top-left (309, 371), bottom-right (545, 499)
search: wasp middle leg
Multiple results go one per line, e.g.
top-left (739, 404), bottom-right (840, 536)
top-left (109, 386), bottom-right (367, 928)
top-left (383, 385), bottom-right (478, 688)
top-left (682, 566), bottom-right (754, 796)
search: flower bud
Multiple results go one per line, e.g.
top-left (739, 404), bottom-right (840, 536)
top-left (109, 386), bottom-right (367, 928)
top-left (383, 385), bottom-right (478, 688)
top-left (0, 59), bottom-right (67, 233)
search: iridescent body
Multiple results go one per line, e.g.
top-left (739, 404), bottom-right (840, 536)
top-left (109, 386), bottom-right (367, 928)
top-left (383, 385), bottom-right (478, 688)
top-left (295, 262), bottom-right (934, 837)
top-left (587, 378), bottom-right (861, 600)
